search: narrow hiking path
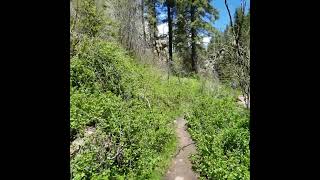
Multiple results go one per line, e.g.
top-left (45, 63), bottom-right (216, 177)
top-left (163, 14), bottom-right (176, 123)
top-left (164, 117), bottom-right (199, 180)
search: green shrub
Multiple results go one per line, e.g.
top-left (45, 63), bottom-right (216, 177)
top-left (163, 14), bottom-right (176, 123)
top-left (70, 40), bottom-right (203, 179)
top-left (187, 93), bottom-right (250, 179)
top-left (70, 32), bottom-right (249, 179)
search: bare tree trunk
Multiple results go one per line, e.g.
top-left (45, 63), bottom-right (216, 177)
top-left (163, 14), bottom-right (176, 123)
top-left (225, 0), bottom-right (244, 63)
top-left (224, 0), bottom-right (250, 108)
top-left (141, 0), bottom-right (146, 43)
top-left (152, 2), bottom-right (159, 56)
top-left (149, 0), bottom-right (159, 57)
top-left (167, 0), bottom-right (173, 74)
top-left (190, 0), bottom-right (197, 73)
top-left (225, 0), bottom-right (233, 27)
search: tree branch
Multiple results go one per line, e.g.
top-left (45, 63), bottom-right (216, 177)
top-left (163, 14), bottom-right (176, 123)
top-left (173, 142), bottom-right (196, 157)
top-left (224, 0), bottom-right (233, 28)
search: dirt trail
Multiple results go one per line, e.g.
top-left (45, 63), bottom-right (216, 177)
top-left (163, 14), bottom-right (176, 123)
top-left (164, 117), bottom-right (199, 180)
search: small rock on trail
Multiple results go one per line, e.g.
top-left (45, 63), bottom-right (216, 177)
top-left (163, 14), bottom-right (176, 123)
top-left (164, 117), bottom-right (199, 180)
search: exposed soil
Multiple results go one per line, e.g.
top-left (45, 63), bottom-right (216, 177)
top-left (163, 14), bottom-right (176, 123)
top-left (164, 117), bottom-right (199, 180)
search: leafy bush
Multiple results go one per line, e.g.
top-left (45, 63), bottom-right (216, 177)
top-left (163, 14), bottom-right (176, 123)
top-left (70, 0), bottom-right (250, 179)
top-left (70, 0), bottom-right (118, 56)
top-left (70, 27), bottom-right (250, 180)
top-left (186, 94), bottom-right (250, 179)
top-left (70, 40), bottom-right (202, 179)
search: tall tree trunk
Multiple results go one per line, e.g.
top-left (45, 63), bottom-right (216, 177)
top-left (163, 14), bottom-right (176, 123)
top-left (167, 1), bottom-right (173, 69)
top-left (190, 0), bottom-right (197, 73)
top-left (149, 0), bottom-right (159, 56)
top-left (141, 0), bottom-right (146, 43)
top-left (152, 0), bottom-right (158, 53)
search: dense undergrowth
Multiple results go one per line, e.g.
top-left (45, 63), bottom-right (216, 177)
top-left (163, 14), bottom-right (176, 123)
top-left (70, 39), bottom-right (249, 179)
top-left (186, 94), bottom-right (250, 179)
top-left (70, 39), bottom-right (200, 179)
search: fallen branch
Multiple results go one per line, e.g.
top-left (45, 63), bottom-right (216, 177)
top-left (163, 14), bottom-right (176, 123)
top-left (145, 97), bottom-right (151, 109)
top-left (107, 145), bottom-right (123, 160)
top-left (173, 142), bottom-right (196, 157)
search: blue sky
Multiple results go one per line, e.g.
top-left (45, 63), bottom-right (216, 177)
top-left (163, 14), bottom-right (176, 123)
top-left (156, 0), bottom-right (250, 45)
top-left (157, 0), bottom-right (250, 32)
top-left (212, 0), bottom-right (250, 31)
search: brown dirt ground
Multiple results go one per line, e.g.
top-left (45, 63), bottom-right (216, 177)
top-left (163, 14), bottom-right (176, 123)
top-left (164, 117), bottom-right (199, 180)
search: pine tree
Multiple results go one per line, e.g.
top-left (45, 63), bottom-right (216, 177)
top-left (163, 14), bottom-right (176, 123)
top-left (146, 0), bottom-right (159, 56)
top-left (190, 0), bottom-right (197, 72)
top-left (174, 0), bottom-right (191, 71)
top-left (174, 0), bottom-right (219, 73)
top-left (166, 0), bottom-right (174, 71)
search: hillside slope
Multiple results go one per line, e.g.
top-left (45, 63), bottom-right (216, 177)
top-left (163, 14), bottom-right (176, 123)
top-left (70, 39), bottom-right (249, 179)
